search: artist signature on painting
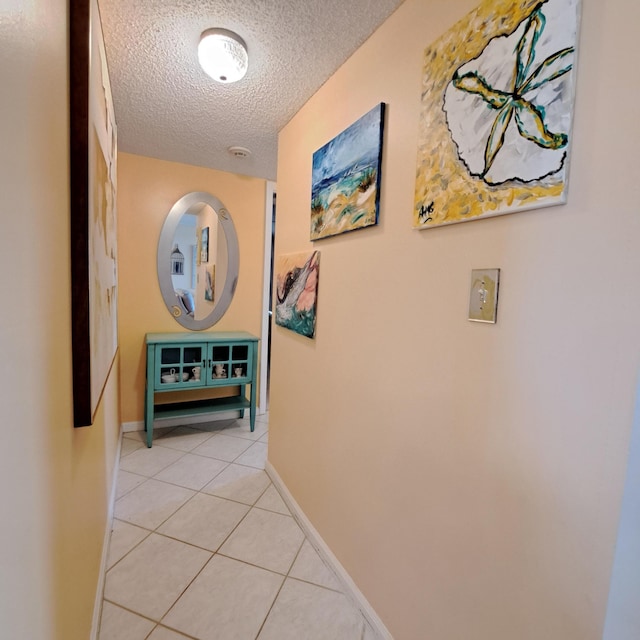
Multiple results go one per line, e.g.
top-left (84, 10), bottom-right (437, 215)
top-left (419, 201), bottom-right (435, 223)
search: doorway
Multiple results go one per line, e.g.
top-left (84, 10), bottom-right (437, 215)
top-left (259, 181), bottom-right (276, 412)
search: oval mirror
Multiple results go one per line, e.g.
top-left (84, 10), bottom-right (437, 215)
top-left (157, 191), bottom-right (239, 330)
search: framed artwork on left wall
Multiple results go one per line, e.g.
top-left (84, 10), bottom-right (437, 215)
top-left (70, 0), bottom-right (118, 427)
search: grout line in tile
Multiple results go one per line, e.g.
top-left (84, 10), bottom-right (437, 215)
top-left (252, 572), bottom-right (287, 640)
top-left (232, 462), bottom-right (269, 472)
top-left (251, 503), bottom-right (287, 517)
top-left (151, 504), bottom-right (250, 555)
top-left (150, 460), bottom-right (231, 492)
top-left (199, 491), bottom-right (271, 510)
top-left (144, 488), bottom-right (201, 533)
top-left (194, 492), bottom-right (260, 551)
top-left (118, 469), bottom-right (148, 479)
top-left (156, 552), bottom-right (218, 628)
top-left (143, 625), bottom-right (156, 640)
top-left (148, 530), bottom-right (219, 555)
top-left (285, 534), bottom-right (307, 579)
top-left (250, 518), bottom-right (304, 640)
top-left (119, 447), bottom-right (143, 460)
top-left (123, 426), bottom-right (178, 443)
top-left (147, 442), bottom-right (193, 458)
top-left (112, 516), bottom-right (154, 531)
top-left (103, 420), bottom-right (273, 638)
top-left (145, 622), bottom-right (200, 640)
top-left (284, 534), bottom-right (306, 576)
top-left (146, 475), bottom-right (271, 552)
top-left (209, 551), bottom-right (291, 579)
top-left (153, 438), bottom-right (217, 454)
top-left (262, 480), bottom-right (348, 596)
top-left (116, 476), bottom-right (191, 510)
top-left (250, 476), bottom-right (273, 504)
top-left (195, 492), bottom-right (305, 577)
top-left (112, 513), bottom-right (330, 621)
top-left (121, 449), bottom-right (191, 480)
top-left (102, 597), bottom-right (163, 625)
top-left (103, 524), bottom-right (153, 574)
top-left (283, 573), bottom-right (345, 595)
top-left (136, 549), bottom-right (214, 628)
top-left (114, 470), bottom-right (148, 500)
top-left (220, 430), bottom-right (269, 443)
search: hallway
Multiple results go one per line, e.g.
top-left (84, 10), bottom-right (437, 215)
top-left (98, 414), bottom-right (375, 639)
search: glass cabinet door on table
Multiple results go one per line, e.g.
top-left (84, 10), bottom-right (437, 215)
top-left (155, 343), bottom-right (207, 388)
top-left (207, 343), bottom-right (252, 384)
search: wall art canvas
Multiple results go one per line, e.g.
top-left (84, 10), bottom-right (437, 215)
top-left (414, 0), bottom-right (580, 229)
top-left (205, 265), bottom-right (215, 302)
top-left (201, 226), bottom-right (209, 263)
top-left (70, 0), bottom-right (118, 427)
top-left (311, 103), bottom-right (385, 240)
top-left (275, 250), bottom-right (320, 339)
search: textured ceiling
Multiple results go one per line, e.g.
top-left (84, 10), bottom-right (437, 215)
top-left (98, 0), bottom-right (406, 181)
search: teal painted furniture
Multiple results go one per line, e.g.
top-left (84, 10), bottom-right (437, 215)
top-left (144, 331), bottom-right (259, 447)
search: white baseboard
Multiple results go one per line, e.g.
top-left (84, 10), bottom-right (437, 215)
top-left (122, 410), bottom-right (243, 432)
top-left (122, 403), bottom-right (269, 433)
top-left (90, 429), bottom-right (123, 640)
top-left (265, 461), bottom-right (393, 640)
top-left (122, 420), bottom-right (142, 433)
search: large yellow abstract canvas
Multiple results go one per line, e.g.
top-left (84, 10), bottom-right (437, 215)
top-left (414, 0), bottom-right (580, 228)
top-left (70, 0), bottom-right (118, 426)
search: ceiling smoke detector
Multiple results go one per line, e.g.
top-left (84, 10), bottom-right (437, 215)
top-left (228, 146), bottom-right (252, 159)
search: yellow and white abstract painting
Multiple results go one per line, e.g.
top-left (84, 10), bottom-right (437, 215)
top-left (414, 0), bottom-right (580, 228)
top-left (89, 0), bottom-right (118, 420)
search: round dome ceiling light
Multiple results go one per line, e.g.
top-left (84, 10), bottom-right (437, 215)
top-left (228, 146), bottom-right (252, 158)
top-left (198, 28), bottom-right (248, 84)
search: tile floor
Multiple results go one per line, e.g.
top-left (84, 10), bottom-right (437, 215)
top-left (98, 413), bottom-right (377, 640)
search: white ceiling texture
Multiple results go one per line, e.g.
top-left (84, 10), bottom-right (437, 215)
top-left (98, 0), bottom-right (406, 181)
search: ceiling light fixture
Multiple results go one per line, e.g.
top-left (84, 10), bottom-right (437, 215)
top-left (198, 28), bottom-right (248, 84)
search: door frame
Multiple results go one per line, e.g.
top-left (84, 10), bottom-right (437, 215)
top-left (259, 180), bottom-right (276, 413)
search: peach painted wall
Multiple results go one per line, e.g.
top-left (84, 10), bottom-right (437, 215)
top-left (269, 0), bottom-right (640, 638)
top-left (0, 2), bottom-right (121, 638)
top-left (117, 153), bottom-right (266, 424)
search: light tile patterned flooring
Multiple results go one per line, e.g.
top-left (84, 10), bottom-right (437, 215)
top-left (98, 414), bottom-right (377, 640)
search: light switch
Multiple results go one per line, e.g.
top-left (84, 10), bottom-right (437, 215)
top-left (468, 268), bottom-right (500, 323)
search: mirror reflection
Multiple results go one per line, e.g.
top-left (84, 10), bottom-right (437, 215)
top-left (158, 192), bottom-right (239, 331)
top-left (170, 205), bottom-right (229, 321)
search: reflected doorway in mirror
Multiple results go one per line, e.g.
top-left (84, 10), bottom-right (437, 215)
top-left (170, 244), bottom-right (185, 275)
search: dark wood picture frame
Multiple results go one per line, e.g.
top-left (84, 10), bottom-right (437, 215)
top-left (69, 0), bottom-right (118, 427)
top-left (70, 0), bottom-right (92, 427)
top-left (201, 226), bottom-right (210, 263)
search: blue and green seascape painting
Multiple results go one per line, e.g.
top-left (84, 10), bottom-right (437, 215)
top-left (311, 103), bottom-right (385, 240)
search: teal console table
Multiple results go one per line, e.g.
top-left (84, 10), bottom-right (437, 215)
top-left (144, 331), bottom-right (259, 448)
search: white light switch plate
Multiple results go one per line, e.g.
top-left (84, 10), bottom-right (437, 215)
top-left (468, 268), bottom-right (500, 323)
